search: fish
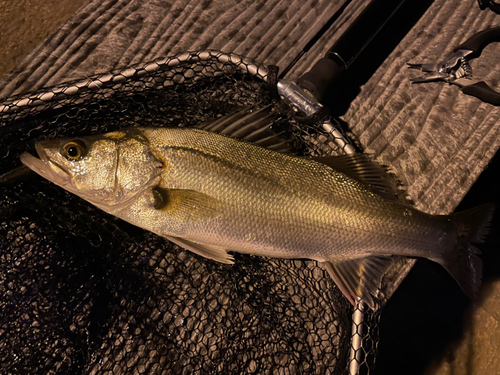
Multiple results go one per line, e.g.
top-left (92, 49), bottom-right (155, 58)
top-left (19, 107), bottom-right (494, 310)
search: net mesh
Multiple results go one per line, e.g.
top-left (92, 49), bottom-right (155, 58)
top-left (0, 50), bottom-right (378, 374)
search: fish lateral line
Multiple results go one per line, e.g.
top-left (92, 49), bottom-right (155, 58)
top-left (19, 120), bottom-right (495, 311)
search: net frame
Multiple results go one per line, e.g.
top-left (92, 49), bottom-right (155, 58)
top-left (0, 50), bottom-right (379, 375)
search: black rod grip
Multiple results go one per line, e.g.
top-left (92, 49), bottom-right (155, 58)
top-left (296, 58), bottom-right (344, 102)
top-left (296, 0), bottom-right (407, 102)
top-left (325, 0), bottom-right (406, 69)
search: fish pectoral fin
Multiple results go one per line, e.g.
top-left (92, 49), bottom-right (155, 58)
top-left (321, 255), bottom-right (393, 310)
top-left (165, 236), bottom-right (235, 265)
top-left (152, 187), bottom-right (221, 222)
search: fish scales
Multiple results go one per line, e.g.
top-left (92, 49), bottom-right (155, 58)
top-left (141, 128), bottom-right (451, 259)
top-left (20, 119), bottom-right (493, 309)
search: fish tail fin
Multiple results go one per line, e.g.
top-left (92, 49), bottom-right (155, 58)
top-left (442, 203), bottom-right (495, 299)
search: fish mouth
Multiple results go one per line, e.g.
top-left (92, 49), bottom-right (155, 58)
top-left (20, 143), bottom-right (71, 186)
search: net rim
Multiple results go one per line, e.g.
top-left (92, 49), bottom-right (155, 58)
top-left (0, 50), bottom-right (270, 116)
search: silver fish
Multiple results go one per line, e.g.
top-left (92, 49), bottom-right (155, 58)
top-left (20, 113), bottom-right (493, 310)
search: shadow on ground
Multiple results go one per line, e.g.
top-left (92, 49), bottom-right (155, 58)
top-left (373, 150), bottom-right (500, 375)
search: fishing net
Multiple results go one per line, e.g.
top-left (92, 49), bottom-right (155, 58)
top-left (0, 50), bottom-right (379, 374)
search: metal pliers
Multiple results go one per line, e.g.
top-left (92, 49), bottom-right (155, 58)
top-left (407, 27), bottom-right (500, 105)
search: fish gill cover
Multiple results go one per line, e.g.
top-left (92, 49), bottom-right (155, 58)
top-left (0, 51), bottom-right (378, 374)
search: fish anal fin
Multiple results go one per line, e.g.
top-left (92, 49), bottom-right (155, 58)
top-left (165, 236), bottom-right (235, 264)
top-left (321, 255), bottom-right (394, 310)
top-left (314, 154), bottom-right (401, 201)
top-left (152, 187), bottom-right (221, 222)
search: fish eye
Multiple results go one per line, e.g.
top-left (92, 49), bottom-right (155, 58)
top-left (62, 140), bottom-right (86, 160)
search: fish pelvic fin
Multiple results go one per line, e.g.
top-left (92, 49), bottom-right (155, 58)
top-left (442, 203), bottom-right (495, 299)
top-left (321, 255), bottom-right (394, 311)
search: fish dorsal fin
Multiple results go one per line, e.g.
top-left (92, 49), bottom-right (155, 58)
top-left (314, 154), bottom-right (400, 200)
top-left (165, 236), bottom-right (235, 265)
top-left (197, 105), bottom-right (297, 154)
top-left (152, 187), bottom-right (221, 222)
top-left (321, 255), bottom-right (394, 310)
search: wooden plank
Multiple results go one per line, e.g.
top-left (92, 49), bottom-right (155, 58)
top-left (0, 0), bottom-right (361, 99)
top-left (2, 0), bottom-right (498, 229)
top-left (4, 0), bottom-right (498, 215)
top-left (2, 3), bottom-right (500, 375)
top-left (283, 0), bottom-right (370, 81)
top-left (3, 3), bottom-right (500, 374)
top-left (341, 0), bottom-right (500, 214)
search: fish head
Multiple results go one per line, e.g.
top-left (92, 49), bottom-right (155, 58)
top-left (20, 129), bottom-right (163, 207)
